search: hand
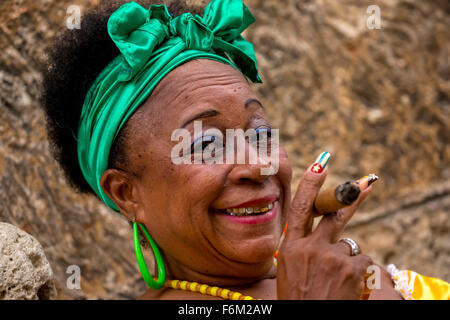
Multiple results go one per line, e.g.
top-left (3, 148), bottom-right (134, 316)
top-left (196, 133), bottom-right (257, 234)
top-left (277, 159), bottom-right (374, 300)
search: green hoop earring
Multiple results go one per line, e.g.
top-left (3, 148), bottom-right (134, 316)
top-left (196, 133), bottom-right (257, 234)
top-left (133, 222), bottom-right (166, 289)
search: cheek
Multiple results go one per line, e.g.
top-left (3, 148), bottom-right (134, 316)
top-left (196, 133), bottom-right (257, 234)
top-left (138, 163), bottom-right (229, 263)
top-left (139, 160), bottom-right (227, 227)
top-left (172, 164), bottom-right (227, 211)
top-left (276, 147), bottom-right (292, 218)
top-left (277, 147), bottom-right (292, 187)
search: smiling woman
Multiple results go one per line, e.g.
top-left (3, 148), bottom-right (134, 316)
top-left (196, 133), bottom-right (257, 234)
top-left (40, 0), bottom-right (450, 300)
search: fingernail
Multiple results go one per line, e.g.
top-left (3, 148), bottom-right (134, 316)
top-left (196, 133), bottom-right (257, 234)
top-left (355, 173), bottom-right (379, 189)
top-left (311, 151), bottom-right (331, 173)
top-left (355, 175), bottom-right (368, 185)
top-left (367, 173), bottom-right (379, 186)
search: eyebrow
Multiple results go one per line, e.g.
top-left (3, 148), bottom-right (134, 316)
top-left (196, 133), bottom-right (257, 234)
top-left (182, 109), bottom-right (220, 128)
top-left (181, 99), bottom-right (264, 128)
top-left (245, 98), bottom-right (264, 110)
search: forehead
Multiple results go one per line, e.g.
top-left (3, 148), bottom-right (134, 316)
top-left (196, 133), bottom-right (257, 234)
top-left (140, 59), bottom-right (255, 121)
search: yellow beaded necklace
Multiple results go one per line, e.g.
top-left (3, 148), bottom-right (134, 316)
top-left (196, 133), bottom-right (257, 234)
top-left (166, 279), bottom-right (259, 300)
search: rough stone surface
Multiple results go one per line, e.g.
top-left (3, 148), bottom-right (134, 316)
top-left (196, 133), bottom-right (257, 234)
top-left (345, 180), bottom-right (450, 282)
top-left (0, 222), bottom-right (57, 300)
top-left (0, 0), bottom-right (448, 299)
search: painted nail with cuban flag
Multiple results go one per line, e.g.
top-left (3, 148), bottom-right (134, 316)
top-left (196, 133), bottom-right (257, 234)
top-left (311, 152), bottom-right (331, 174)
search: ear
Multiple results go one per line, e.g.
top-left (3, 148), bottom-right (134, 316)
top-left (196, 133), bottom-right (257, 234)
top-left (100, 168), bottom-right (140, 222)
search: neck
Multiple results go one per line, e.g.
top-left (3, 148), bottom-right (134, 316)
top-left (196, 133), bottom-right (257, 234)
top-left (167, 253), bottom-right (276, 284)
top-left (139, 255), bottom-right (278, 300)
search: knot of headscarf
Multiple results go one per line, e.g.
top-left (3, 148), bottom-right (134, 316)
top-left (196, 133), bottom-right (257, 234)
top-left (77, 0), bottom-right (262, 212)
top-left (107, 0), bottom-right (260, 82)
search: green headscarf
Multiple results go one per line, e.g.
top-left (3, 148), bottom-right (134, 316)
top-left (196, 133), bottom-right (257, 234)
top-left (77, 0), bottom-right (262, 212)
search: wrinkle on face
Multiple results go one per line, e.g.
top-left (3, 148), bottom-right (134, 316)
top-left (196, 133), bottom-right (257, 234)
top-left (112, 59), bottom-right (292, 284)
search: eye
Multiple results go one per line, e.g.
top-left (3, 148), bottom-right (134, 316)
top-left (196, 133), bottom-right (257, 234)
top-left (190, 135), bottom-right (216, 154)
top-left (255, 126), bottom-right (272, 144)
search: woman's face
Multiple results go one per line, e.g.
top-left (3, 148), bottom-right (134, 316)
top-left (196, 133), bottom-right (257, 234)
top-left (103, 59), bottom-right (292, 282)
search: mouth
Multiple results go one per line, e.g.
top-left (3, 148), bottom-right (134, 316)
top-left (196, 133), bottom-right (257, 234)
top-left (219, 202), bottom-right (274, 216)
top-left (213, 196), bottom-right (279, 224)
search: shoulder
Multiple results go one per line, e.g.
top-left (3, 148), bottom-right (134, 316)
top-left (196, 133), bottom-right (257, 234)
top-left (368, 264), bottom-right (403, 300)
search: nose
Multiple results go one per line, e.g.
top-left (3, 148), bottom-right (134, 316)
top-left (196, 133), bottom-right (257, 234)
top-left (227, 143), bottom-right (271, 184)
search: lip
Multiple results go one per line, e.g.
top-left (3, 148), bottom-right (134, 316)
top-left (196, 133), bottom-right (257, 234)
top-left (219, 195), bottom-right (279, 209)
top-left (218, 200), bottom-right (279, 225)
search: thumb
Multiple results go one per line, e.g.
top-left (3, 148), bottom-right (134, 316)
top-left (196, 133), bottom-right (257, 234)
top-left (285, 152), bottom-right (330, 240)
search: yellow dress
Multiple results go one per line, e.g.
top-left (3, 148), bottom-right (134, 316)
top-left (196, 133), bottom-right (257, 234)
top-left (387, 264), bottom-right (450, 300)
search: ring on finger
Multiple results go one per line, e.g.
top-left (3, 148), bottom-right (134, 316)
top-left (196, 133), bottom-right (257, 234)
top-left (338, 238), bottom-right (361, 256)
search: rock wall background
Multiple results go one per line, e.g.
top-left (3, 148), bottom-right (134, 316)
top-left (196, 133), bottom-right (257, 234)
top-left (0, 0), bottom-right (448, 299)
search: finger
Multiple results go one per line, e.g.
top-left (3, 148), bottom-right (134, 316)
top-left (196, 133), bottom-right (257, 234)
top-left (333, 239), bottom-right (363, 256)
top-left (315, 185), bottom-right (372, 243)
top-left (285, 152), bottom-right (330, 240)
top-left (353, 254), bottom-right (374, 277)
top-left (361, 273), bottom-right (373, 300)
top-left (354, 174), bottom-right (379, 191)
top-left (353, 254), bottom-right (374, 298)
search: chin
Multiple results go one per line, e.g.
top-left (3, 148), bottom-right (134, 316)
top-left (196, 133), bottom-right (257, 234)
top-left (225, 234), bottom-right (279, 265)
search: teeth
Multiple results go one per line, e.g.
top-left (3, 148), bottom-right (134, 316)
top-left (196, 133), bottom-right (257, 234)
top-left (224, 202), bottom-right (275, 216)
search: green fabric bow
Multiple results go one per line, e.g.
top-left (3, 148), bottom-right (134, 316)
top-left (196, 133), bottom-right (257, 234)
top-left (77, 0), bottom-right (262, 212)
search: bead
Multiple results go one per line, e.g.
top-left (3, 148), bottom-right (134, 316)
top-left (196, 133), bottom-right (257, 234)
top-left (221, 289), bottom-right (230, 299)
top-left (231, 292), bottom-right (242, 300)
top-left (210, 286), bottom-right (219, 296)
top-left (180, 280), bottom-right (188, 290)
top-left (199, 284), bottom-right (208, 294)
top-left (190, 282), bottom-right (198, 292)
top-left (244, 296), bottom-right (253, 300)
top-left (171, 280), bottom-right (179, 289)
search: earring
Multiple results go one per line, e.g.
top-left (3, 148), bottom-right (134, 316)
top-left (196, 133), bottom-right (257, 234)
top-left (133, 221), bottom-right (166, 289)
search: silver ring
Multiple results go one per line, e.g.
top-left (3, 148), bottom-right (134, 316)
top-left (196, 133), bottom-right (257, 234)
top-left (339, 238), bottom-right (361, 256)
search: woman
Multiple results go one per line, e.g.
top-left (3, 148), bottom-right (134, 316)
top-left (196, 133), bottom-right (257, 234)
top-left (41, 0), bottom-right (449, 300)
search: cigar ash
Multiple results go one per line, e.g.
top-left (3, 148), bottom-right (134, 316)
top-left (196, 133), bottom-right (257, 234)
top-left (335, 181), bottom-right (361, 205)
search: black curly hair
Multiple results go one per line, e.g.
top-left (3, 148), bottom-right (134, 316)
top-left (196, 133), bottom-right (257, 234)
top-left (41, 0), bottom-right (204, 196)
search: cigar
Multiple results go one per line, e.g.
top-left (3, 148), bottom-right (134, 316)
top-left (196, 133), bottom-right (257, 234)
top-left (313, 174), bottom-right (378, 215)
top-left (274, 173), bottom-right (379, 260)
